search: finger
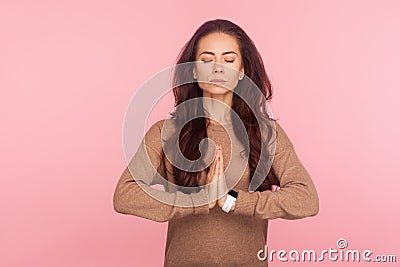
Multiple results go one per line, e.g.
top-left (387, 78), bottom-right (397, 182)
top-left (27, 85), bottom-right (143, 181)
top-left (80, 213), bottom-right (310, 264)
top-left (210, 149), bottom-right (219, 180)
top-left (211, 156), bottom-right (220, 193)
top-left (209, 200), bottom-right (216, 209)
top-left (208, 162), bottom-right (218, 204)
top-left (217, 161), bottom-right (227, 200)
top-left (206, 145), bottom-right (219, 207)
top-left (206, 147), bottom-right (219, 183)
top-left (217, 156), bottom-right (227, 207)
top-left (217, 175), bottom-right (226, 200)
top-left (214, 153), bottom-right (220, 181)
top-left (212, 147), bottom-right (221, 179)
top-left (217, 194), bottom-right (226, 208)
top-left (219, 146), bottom-right (224, 173)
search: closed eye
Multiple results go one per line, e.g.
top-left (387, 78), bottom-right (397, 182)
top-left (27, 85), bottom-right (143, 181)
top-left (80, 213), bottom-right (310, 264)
top-left (201, 60), bottom-right (235, 63)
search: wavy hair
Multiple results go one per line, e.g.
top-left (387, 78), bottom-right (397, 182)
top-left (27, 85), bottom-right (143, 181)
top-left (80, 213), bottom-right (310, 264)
top-left (167, 19), bottom-right (278, 192)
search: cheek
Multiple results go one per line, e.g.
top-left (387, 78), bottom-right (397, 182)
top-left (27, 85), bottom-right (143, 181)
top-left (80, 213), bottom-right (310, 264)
top-left (196, 65), bottom-right (213, 78)
top-left (225, 66), bottom-right (241, 79)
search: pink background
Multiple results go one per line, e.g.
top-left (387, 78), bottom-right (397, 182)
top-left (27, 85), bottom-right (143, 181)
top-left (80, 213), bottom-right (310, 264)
top-left (1, 0), bottom-right (399, 266)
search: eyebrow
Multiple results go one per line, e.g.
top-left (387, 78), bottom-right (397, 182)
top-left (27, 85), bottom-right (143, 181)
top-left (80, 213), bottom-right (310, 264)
top-left (198, 51), bottom-right (238, 56)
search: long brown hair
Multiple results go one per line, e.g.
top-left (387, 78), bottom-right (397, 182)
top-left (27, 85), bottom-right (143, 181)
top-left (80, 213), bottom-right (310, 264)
top-left (167, 19), bottom-right (278, 192)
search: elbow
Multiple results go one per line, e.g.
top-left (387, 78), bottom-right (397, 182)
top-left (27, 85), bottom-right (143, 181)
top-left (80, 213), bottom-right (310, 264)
top-left (113, 201), bottom-right (122, 214)
top-left (290, 199), bottom-right (319, 220)
top-left (300, 182), bottom-right (319, 218)
top-left (307, 191), bottom-right (319, 217)
top-left (309, 200), bottom-right (319, 217)
top-left (294, 189), bottom-right (319, 219)
top-left (290, 197), bottom-right (319, 220)
top-left (113, 191), bottom-right (125, 214)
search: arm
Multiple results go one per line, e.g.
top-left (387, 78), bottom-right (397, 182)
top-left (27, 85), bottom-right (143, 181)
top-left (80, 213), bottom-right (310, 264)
top-left (113, 120), bottom-right (210, 222)
top-left (233, 121), bottom-right (319, 220)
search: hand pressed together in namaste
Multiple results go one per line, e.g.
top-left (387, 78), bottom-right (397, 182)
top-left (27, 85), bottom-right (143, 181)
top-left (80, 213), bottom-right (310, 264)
top-left (205, 144), bottom-right (235, 211)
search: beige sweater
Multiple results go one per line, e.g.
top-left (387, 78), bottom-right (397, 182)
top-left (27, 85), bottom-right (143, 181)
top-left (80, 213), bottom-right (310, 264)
top-left (113, 119), bottom-right (319, 266)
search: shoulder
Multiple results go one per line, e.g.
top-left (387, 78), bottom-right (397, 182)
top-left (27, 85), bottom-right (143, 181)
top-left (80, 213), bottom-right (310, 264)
top-left (274, 120), bottom-right (294, 152)
top-left (143, 119), bottom-right (167, 149)
top-left (145, 119), bottom-right (167, 136)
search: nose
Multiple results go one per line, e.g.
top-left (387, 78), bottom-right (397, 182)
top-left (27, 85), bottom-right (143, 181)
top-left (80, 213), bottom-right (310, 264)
top-left (212, 62), bottom-right (224, 73)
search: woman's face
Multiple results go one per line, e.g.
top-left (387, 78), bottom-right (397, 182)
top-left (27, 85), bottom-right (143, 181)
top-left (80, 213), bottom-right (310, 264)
top-left (194, 32), bottom-right (245, 96)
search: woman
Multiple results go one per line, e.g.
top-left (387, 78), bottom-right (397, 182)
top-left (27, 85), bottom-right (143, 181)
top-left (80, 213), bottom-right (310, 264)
top-left (113, 19), bottom-right (319, 266)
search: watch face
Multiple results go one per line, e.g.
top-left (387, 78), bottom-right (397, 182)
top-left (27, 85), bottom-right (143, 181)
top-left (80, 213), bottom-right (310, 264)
top-left (228, 189), bottom-right (238, 198)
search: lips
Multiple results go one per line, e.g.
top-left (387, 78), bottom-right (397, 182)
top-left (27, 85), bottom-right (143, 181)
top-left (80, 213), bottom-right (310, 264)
top-left (210, 79), bottom-right (227, 83)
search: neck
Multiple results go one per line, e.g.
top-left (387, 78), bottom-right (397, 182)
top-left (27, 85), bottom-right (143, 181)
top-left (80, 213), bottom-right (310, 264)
top-left (202, 94), bottom-right (233, 125)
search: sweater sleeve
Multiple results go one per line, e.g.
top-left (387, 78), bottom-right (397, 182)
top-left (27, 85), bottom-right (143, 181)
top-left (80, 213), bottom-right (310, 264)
top-left (113, 120), bottom-right (210, 222)
top-left (233, 121), bottom-right (319, 220)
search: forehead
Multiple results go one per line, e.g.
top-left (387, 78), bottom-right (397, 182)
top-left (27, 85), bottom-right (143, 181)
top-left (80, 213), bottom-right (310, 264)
top-left (196, 32), bottom-right (240, 56)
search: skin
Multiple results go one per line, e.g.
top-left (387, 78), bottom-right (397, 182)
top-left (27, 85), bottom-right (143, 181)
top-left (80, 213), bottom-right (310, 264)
top-left (194, 32), bottom-right (245, 210)
top-left (206, 144), bottom-right (234, 210)
top-left (194, 32), bottom-right (245, 126)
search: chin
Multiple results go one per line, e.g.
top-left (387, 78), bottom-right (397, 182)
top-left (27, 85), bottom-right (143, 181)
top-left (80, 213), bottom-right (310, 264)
top-left (201, 84), bottom-right (232, 95)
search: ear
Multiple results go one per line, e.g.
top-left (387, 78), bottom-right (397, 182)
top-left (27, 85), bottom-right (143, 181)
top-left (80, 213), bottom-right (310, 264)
top-left (192, 68), bottom-right (197, 79)
top-left (239, 66), bottom-right (245, 80)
